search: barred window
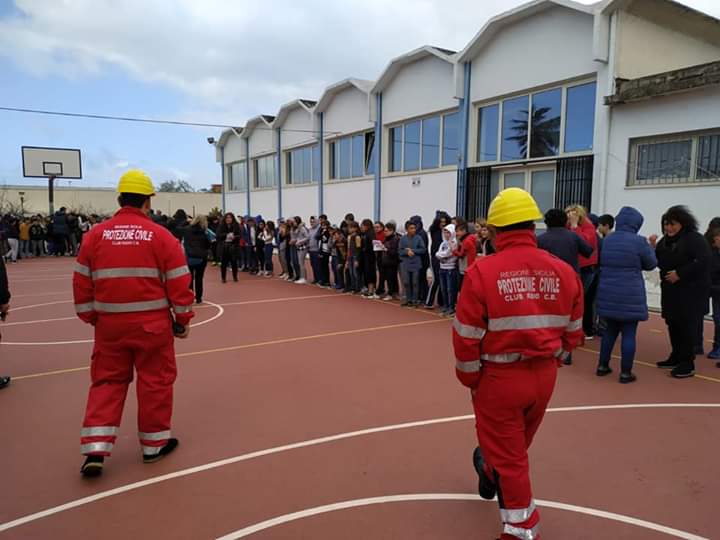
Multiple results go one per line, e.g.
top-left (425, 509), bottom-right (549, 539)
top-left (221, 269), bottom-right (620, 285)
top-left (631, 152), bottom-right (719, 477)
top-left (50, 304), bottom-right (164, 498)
top-left (628, 130), bottom-right (720, 186)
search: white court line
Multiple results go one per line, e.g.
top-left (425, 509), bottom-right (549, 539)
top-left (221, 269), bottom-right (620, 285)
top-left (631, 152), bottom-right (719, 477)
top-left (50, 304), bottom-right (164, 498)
top-left (0, 403), bottom-right (718, 534)
top-left (1, 302), bottom-right (223, 345)
top-left (3, 316), bottom-right (76, 327)
top-left (10, 292), bottom-right (69, 299)
top-left (10, 277), bottom-right (70, 283)
top-left (10, 300), bottom-right (72, 312)
top-left (215, 493), bottom-right (707, 540)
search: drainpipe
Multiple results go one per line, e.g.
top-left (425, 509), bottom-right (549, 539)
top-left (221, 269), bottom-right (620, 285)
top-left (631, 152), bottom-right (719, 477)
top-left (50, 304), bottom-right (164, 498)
top-left (373, 92), bottom-right (382, 222)
top-left (244, 138), bottom-right (251, 215)
top-left (456, 61), bottom-right (472, 217)
top-left (318, 112), bottom-right (324, 215)
top-left (220, 145), bottom-right (226, 213)
top-left (276, 128), bottom-right (282, 220)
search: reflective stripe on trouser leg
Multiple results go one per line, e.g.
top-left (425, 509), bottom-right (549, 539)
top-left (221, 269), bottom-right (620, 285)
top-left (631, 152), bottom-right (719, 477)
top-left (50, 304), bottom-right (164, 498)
top-left (503, 523), bottom-right (540, 539)
top-left (135, 319), bottom-right (176, 453)
top-left (500, 501), bottom-right (536, 524)
top-left (80, 441), bottom-right (114, 455)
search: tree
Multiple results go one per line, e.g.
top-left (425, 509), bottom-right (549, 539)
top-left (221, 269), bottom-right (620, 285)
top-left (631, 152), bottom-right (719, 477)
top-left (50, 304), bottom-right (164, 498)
top-left (158, 180), bottom-right (196, 193)
top-left (506, 106), bottom-right (560, 159)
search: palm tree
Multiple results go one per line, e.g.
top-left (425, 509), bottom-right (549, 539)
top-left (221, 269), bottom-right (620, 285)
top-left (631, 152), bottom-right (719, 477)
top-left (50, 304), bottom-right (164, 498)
top-left (505, 106), bottom-right (560, 159)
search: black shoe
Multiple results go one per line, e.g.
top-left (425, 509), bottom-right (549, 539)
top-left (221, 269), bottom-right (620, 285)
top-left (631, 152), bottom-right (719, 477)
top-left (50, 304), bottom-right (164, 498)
top-left (143, 438), bottom-right (179, 463)
top-left (619, 372), bottom-right (636, 384)
top-left (656, 359), bottom-right (678, 369)
top-left (472, 447), bottom-right (496, 500)
top-left (221, 278), bottom-right (227, 284)
top-left (694, 347), bottom-right (705, 356)
top-left (596, 365), bottom-right (612, 377)
top-left (562, 357), bottom-right (572, 366)
top-left (670, 366), bottom-right (695, 379)
top-left (0, 376), bottom-right (10, 389)
top-left (80, 455), bottom-right (104, 477)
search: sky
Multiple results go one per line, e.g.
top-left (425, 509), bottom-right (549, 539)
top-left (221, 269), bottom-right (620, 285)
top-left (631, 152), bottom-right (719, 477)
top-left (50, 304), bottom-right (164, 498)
top-left (1, 0), bottom-right (719, 190)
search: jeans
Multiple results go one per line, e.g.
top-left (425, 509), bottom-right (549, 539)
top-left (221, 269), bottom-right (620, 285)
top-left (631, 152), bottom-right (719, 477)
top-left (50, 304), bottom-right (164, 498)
top-left (189, 260), bottom-right (207, 302)
top-left (309, 251), bottom-right (320, 283)
top-left (348, 256), bottom-right (361, 292)
top-left (237, 245), bottom-right (247, 269)
top-left (278, 246), bottom-right (288, 275)
top-left (332, 256), bottom-right (345, 289)
top-left (20, 240), bottom-right (30, 258)
top-left (381, 265), bottom-right (399, 296)
top-left (247, 246), bottom-right (258, 271)
top-left (295, 248), bottom-right (307, 281)
top-left (31, 239), bottom-right (44, 257)
top-left (6, 238), bottom-right (18, 262)
top-left (439, 268), bottom-right (459, 313)
top-left (318, 252), bottom-right (330, 285)
top-left (264, 245), bottom-right (274, 273)
top-left (425, 259), bottom-right (444, 308)
top-left (580, 266), bottom-right (598, 336)
top-left (598, 319), bottom-right (639, 373)
top-left (402, 267), bottom-right (420, 303)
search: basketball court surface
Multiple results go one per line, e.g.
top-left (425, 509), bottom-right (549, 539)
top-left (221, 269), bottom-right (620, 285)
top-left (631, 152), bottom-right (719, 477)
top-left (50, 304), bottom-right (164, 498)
top-left (1, 258), bottom-right (718, 539)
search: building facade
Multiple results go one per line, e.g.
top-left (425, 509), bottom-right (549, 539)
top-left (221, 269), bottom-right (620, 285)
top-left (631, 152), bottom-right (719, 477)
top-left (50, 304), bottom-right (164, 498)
top-left (214, 0), bottom-right (720, 236)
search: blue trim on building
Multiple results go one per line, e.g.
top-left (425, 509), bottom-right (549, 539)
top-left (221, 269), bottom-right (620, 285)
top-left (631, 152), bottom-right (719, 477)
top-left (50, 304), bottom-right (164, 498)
top-left (276, 129), bottom-right (282, 219)
top-left (373, 92), bottom-right (382, 221)
top-left (456, 61), bottom-right (472, 217)
top-left (245, 138), bottom-right (251, 215)
top-left (220, 146), bottom-right (226, 213)
top-left (318, 112), bottom-right (324, 215)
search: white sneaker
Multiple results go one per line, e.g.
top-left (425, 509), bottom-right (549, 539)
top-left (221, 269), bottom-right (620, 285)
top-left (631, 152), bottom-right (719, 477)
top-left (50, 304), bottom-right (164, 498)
top-left (382, 295), bottom-right (393, 301)
top-left (368, 294), bottom-right (380, 299)
top-left (295, 278), bottom-right (307, 285)
top-left (279, 273), bottom-right (287, 279)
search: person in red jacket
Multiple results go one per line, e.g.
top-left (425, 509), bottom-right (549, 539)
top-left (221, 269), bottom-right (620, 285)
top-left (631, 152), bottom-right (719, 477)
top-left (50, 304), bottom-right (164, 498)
top-left (453, 219), bottom-right (477, 290)
top-left (566, 205), bottom-right (599, 338)
top-left (453, 188), bottom-right (584, 540)
top-left (73, 170), bottom-right (194, 477)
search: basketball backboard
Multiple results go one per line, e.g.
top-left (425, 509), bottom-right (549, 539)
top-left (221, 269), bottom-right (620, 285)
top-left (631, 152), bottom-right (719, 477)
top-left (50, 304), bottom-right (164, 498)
top-left (22, 146), bottom-right (82, 179)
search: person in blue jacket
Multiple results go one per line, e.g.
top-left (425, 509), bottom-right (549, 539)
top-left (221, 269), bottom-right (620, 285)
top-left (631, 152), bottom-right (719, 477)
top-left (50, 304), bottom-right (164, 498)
top-left (595, 207), bottom-right (657, 383)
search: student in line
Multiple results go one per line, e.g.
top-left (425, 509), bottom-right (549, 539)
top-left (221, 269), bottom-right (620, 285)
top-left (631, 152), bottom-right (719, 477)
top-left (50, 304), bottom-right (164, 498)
top-left (360, 219), bottom-right (378, 299)
top-left (435, 223), bottom-right (459, 317)
top-left (453, 219), bottom-right (477, 291)
top-left (216, 213), bottom-right (241, 283)
top-left (380, 221), bottom-right (400, 301)
top-left (261, 221), bottom-right (276, 277)
top-left (399, 220), bottom-right (427, 307)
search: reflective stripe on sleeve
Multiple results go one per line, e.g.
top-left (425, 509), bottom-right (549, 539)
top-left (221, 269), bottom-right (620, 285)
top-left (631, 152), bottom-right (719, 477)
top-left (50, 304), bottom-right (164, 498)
top-left (452, 318), bottom-right (487, 340)
top-left (74, 263), bottom-right (91, 277)
top-left (503, 523), bottom-right (540, 540)
top-left (455, 359), bottom-right (481, 373)
top-left (92, 267), bottom-right (161, 280)
top-left (138, 430), bottom-right (171, 442)
top-left (173, 305), bottom-right (193, 314)
top-left (75, 302), bottom-right (95, 314)
top-left (500, 502), bottom-right (536, 524)
top-left (481, 352), bottom-right (523, 363)
top-left (81, 426), bottom-right (118, 437)
top-left (165, 266), bottom-right (190, 280)
top-left (81, 442), bottom-right (113, 454)
top-left (565, 318), bottom-right (582, 332)
top-left (94, 298), bottom-right (169, 313)
top-left (488, 314), bottom-right (570, 332)
top-left (142, 445), bottom-right (162, 456)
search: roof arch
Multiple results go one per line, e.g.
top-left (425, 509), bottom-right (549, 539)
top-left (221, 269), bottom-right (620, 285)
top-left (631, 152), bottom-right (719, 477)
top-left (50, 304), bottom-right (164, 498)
top-left (314, 78), bottom-right (375, 114)
top-left (273, 99), bottom-right (316, 127)
top-left (371, 46), bottom-right (456, 95)
top-left (240, 115), bottom-right (276, 139)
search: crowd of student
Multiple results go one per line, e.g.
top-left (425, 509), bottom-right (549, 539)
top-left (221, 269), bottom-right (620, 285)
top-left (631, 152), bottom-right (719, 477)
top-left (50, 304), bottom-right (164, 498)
top-left (192, 204), bottom-right (720, 382)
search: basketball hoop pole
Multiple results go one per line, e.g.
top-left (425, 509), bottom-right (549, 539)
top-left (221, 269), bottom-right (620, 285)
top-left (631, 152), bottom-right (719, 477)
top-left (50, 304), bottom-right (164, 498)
top-left (48, 175), bottom-right (56, 215)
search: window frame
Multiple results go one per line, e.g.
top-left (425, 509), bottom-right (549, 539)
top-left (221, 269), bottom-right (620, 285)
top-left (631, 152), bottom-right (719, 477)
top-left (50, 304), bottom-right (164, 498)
top-left (328, 130), bottom-right (376, 182)
top-left (490, 166), bottom-right (556, 221)
top-left (286, 143), bottom-right (319, 186)
top-left (473, 78), bottom-right (596, 167)
top-left (626, 128), bottom-right (720, 188)
top-left (251, 154), bottom-right (277, 190)
top-left (227, 160), bottom-right (248, 192)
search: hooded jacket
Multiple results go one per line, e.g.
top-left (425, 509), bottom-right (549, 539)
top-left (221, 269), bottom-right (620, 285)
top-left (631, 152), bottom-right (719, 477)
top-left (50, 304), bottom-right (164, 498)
top-left (436, 224), bottom-right (458, 270)
top-left (596, 207), bottom-right (657, 322)
top-left (429, 211), bottom-right (452, 257)
top-left (410, 215), bottom-right (430, 267)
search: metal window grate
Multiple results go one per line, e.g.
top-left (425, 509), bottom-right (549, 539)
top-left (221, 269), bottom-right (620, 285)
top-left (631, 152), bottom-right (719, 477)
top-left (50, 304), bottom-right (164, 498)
top-left (697, 134), bottom-right (720, 180)
top-left (555, 155), bottom-right (593, 210)
top-left (463, 166), bottom-right (492, 221)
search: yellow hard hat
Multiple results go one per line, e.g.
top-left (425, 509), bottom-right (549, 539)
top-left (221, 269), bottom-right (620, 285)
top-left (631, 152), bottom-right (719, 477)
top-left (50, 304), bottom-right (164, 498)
top-left (117, 169), bottom-right (156, 196)
top-left (486, 187), bottom-right (543, 227)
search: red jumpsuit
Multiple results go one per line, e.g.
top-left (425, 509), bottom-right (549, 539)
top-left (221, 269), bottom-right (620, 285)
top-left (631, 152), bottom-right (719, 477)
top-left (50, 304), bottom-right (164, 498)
top-left (73, 207), bottom-right (194, 457)
top-left (452, 229), bottom-right (583, 540)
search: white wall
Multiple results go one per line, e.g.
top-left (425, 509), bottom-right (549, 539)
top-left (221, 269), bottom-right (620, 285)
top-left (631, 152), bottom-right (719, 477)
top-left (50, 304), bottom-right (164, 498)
top-left (381, 169), bottom-right (456, 226)
top-left (323, 180), bottom-right (374, 225)
top-left (225, 192), bottom-right (248, 217)
top-left (323, 87), bottom-right (373, 136)
top-left (223, 134), bottom-right (246, 163)
top-left (604, 86), bottom-right (720, 236)
top-left (280, 107), bottom-right (316, 149)
top-left (250, 189), bottom-right (278, 221)
top-left (282, 184), bottom-right (318, 221)
top-left (615, 10), bottom-right (720, 80)
top-left (469, 6), bottom-right (596, 104)
top-left (382, 56), bottom-right (458, 125)
top-left (247, 124), bottom-right (275, 157)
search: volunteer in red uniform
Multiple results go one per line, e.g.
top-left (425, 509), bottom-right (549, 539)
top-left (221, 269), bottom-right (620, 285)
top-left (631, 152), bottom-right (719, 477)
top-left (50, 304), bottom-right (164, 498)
top-left (452, 188), bottom-right (584, 539)
top-left (73, 170), bottom-right (194, 477)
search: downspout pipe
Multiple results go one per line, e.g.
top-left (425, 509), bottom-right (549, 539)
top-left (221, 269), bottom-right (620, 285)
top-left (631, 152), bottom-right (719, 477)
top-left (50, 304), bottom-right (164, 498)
top-left (245, 138), bottom-right (251, 215)
top-left (318, 112), bottom-right (324, 215)
top-left (276, 128), bottom-right (282, 220)
top-left (457, 61), bottom-right (472, 217)
top-left (373, 92), bottom-right (382, 222)
top-left (220, 145), bottom-right (226, 213)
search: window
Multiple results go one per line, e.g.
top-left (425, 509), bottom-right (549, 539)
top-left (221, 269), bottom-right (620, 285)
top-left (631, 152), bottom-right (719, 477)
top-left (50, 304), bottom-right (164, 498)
top-left (479, 81), bottom-right (597, 164)
top-left (501, 95), bottom-right (529, 161)
top-left (628, 130), bottom-right (720, 186)
top-left (287, 144), bottom-right (319, 185)
top-left (421, 116), bottom-right (440, 169)
top-left (493, 169), bottom-right (555, 216)
top-left (229, 161), bottom-right (247, 191)
top-left (565, 82), bottom-right (596, 153)
top-left (478, 105), bottom-right (499, 162)
top-left (390, 127), bottom-right (402, 172)
top-left (530, 88), bottom-right (561, 158)
top-left (253, 155), bottom-right (276, 188)
top-left (442, 112), bottom-right (459, 166)
top-left (404, 120), bottom-right (421, 171)
top-left (329, 132), bottom-right (374, 180)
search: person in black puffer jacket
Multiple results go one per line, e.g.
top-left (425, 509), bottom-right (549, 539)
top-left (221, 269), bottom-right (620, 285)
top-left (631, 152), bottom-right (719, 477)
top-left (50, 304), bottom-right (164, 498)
top-left (215, 213), bottom-right (241, 283)
top-left (424, 210), bottom-right (451, 309)
top-left (651, 206), bottom-right (711, 378)
top-left (704, 219), bottom-right (720, 362)
top-left (168, 209), bottom-right (189, 241)
top-left (0, 252), bottom-right (10, 389)
top-left (183, 215), bottom-right (213, 304)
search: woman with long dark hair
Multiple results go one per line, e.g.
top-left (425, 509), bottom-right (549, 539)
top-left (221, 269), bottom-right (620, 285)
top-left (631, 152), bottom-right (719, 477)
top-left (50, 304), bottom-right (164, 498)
top-left (216, 213), bottom-right (241, 283)
top-left (360, 219), bottom-right (377, 298)
top-left (650, 206), bottom-right (712, 378)
top-left (183, 215), bottom-right (213, 304)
